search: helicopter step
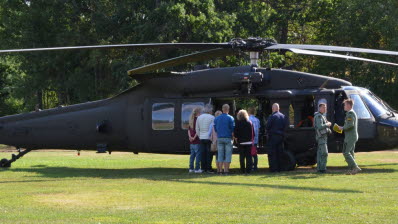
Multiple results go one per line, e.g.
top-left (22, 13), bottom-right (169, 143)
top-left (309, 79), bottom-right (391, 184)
top-left (0, 148), bottom-right (32, 168)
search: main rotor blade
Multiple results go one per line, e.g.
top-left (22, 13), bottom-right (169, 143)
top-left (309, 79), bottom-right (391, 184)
top-left (267, 44), bottom-right (398, 56)
top-left (289, 48), bottom-right (398, 66)
top-left (0, 43), bottom-right (230, 53)
top-left (128, 48), bottom-right (235, 75)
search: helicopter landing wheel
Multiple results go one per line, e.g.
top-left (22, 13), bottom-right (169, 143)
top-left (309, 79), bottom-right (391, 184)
top-left (279, 150), bottom-right (297, 171)
top-left (0, 158), bottom-right (11, 168)
top-left (295, 150), bottom-right (317, 167)
top-left (0, 148), bottom-right (32, 168)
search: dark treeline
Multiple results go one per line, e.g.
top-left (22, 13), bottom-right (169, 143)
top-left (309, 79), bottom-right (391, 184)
top-left (0, 0), bottom-right (397, 115)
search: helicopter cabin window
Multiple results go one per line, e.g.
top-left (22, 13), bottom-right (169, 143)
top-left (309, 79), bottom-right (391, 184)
top-left (181, 102), bottom-right (205, 129)
top-left (295, 96), bottom-right (315, 128)
top-left (152, 103), bottom-right (175, 130)
top-left (350, 94), bottom-right (371, 119)
top-left (288, 104), bottom-right (294, 128)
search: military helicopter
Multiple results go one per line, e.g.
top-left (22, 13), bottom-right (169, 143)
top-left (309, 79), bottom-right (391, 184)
top-left (1, 37), bottom-right (398, 170)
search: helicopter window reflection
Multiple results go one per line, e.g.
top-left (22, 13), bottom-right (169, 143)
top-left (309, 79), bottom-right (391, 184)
top-left (361, 92), bottom-right (391, 117)
top-left (350, 94), bottom-right (371, 119)
top-left (181, 102), bottom-right (205, 129)
top-left (152, 103), bottom-right (175, 130)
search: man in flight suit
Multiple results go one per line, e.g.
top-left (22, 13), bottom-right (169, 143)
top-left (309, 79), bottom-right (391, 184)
top-left (314, 103), bottom-right (331, 173)
top-left (265, 103), bottom-right (286, 172)
top-left (338, 99), bottom-right (361, 175)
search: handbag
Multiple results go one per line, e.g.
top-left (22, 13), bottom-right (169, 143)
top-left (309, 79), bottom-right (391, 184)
top-left (250, 122), bottom-right (257, 156)
top-left (210, 140), bottom-right (218, 152)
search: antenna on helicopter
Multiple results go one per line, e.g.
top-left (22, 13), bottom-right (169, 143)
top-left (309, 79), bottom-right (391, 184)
top-left (250, 52), bottom-right (259, 67)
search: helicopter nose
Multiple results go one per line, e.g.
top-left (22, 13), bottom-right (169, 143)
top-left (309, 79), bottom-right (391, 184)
top-left (377, 118), bottom-right (398, 148)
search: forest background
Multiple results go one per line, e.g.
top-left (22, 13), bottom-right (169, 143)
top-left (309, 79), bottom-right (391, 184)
top-left (0, 0), bottom-right (397, 115)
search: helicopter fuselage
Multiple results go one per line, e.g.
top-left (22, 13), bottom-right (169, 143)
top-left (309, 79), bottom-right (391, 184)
top-left (0, 66), bottom-right (397, 161)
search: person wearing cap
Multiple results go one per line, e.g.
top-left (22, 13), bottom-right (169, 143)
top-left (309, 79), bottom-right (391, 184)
top-left (314, 103), bottom-right (332, 173)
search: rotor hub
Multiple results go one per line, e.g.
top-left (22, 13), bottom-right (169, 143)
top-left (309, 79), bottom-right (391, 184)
top-left (229, 37), bottom-right (277, 52)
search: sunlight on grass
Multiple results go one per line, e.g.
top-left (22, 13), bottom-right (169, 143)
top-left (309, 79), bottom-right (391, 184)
top-left (0, 150), bottom-right (397, 223)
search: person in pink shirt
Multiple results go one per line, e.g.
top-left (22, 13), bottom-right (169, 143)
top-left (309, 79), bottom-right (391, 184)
top-left (188, 107), bottom-right (202, 173)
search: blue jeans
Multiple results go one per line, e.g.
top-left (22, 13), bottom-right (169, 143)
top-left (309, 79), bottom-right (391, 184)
top-left (189, 144), bottom-right (201, 170)
top-left (217, 138), bottom-right (233, 163)
top-left (252, 144), bottom-right (258, 170)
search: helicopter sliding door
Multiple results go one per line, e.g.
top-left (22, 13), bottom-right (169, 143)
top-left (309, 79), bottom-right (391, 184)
top-left (146, 98), bottom-right (181, 153)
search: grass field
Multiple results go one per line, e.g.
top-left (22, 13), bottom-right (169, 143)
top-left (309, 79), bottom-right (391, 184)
top-left (0, 149), bottom-right (397, 224)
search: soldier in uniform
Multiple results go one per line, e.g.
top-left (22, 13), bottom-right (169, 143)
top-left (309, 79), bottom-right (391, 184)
top-left (314, 103), bottom-right (331, 173)
top-left (338, 99), bottom-right (361, 175)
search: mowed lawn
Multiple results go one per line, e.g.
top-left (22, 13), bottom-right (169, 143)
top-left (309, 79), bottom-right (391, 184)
top-left (0, 149), bottom-right (397, 224)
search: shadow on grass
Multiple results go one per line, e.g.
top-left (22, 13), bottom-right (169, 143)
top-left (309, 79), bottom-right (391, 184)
top-left (2, 166), bottom-right (364, 193)
top-left (290, 165), bottom-right (396, 174)
top-left (4, 165), bottom-right (394, 193)
top-left (2, 165), bottom-right (395, 179)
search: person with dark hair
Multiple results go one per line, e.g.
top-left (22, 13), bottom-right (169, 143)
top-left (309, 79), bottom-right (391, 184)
top-left (234, 109), bottom-right (254, 174)
top-left (265, 103), bottom-right (287, 172)
top-left (338, 99), bottom-right (361, 175)
top-left (314, 103), bottom-right (332, 173)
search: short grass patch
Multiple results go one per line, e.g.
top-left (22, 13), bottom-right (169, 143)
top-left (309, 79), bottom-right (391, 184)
top-left (0, 149), bottom-right (397, 224)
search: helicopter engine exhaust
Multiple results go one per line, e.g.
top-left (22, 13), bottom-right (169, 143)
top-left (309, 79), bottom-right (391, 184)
top-left (232, 71), bottom-right (263, 94)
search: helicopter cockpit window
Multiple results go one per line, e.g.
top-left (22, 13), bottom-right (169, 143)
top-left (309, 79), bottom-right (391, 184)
top-left (152, 103), bottom-right (175, 130)
top-left (361, 91), bottom-right (393, 117)
top-left (350, 94), bottom-right (371, 119)
top-left (181, 102), bottom-right (205, 129)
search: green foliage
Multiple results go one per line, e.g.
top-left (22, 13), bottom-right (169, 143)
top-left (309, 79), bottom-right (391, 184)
top-left (0, 0), bottom-right (397, 116)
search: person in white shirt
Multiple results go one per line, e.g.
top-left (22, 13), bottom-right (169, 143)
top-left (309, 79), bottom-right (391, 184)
top-left (196, 104), bottom-right (215, 173)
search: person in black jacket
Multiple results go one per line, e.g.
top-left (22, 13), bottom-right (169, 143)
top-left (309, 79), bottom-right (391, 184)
top-left (234, 109), bottom-right (254, 174)
top-left (265, 103), bottom-right (287, 172)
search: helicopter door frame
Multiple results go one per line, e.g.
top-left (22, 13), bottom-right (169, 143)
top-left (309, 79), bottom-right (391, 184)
top-left (146, 98), bottom-right (182, 153)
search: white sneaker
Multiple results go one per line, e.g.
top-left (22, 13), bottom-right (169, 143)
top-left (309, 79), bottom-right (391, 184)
top-left (189, 169), bottom-right (194, 173)
top-left (195, 169), bottom-right (203, 173)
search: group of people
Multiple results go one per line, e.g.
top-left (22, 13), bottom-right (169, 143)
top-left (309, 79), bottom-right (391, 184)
top-left (188, 104), bottom-right (260, 175)
top-left (188, 98), bottom-right (361, 175)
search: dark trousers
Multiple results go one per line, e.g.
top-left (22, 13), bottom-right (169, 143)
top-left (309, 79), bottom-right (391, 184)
top-left (252, 144), bottom-right (258, 170)
top-left (200, 139), bottom-right (212, 171)
top-left (239, 145), bottom-right (252, 173)
top-left (252, 155), bottom-right (258, 170)
top-left (268, 135), bottom-right (283, 172)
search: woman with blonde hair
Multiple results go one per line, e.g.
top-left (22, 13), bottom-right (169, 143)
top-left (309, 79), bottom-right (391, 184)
top-left (188, 107), bottom-right (202, 173)
top-left (234, 109), bottom-right (254, 174)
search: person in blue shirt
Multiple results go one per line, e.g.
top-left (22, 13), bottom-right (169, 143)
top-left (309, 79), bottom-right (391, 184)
top-left (265, 103), bottom-right (287, 172)
top-left (248, 107), bottom-right (261, 171)
top-left (214, 104), bottom-right (235, 175)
